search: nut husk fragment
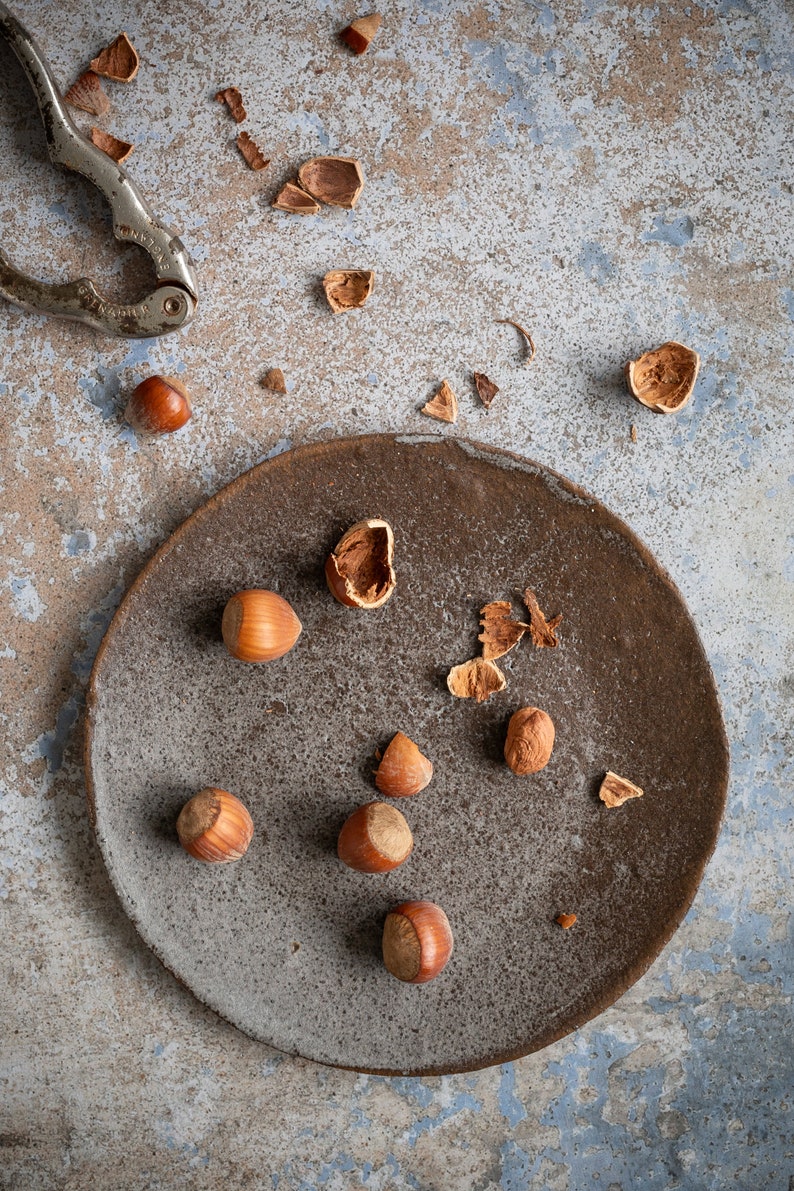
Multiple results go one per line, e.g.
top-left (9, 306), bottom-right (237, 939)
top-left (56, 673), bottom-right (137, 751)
top-left (474, 371), bottom-right (499, 410)
top-left (421, 379), bottom-right (458, 424)
top-left (625, 341), bottom-right (700, 414)
top-left (261, 368), bottom-right (287, 394)
top-left (215, 86), bottom-right (247, 123)
top-left (237, 131), bottom-right (270, 171)
top-left (272, 181), bottom-right (320, 215)
top-left (599, 771), bottom-right (644, 808)
top-left (298, 156), bottom-right (364, 208)
top-left (556, 913), bottom-right (577, 929)
top-left (478, 601), bottom-right (528, 661)
top-left (325, 518), bottom-right (395, 608)
top-left (523, 588), bottom-right (561, 648)
top-left (323, 269), bottom-right (374, 313)
top-left (90, 127), bottom-right (134, 163)
top-left (90, 33), bottom-right (139, 82)
top-left (447, 657), bottom-right (506, 702)
top-left (340, 13), bottom-right (382, 54)
top-left (65, 71), bottom-right (110, 116)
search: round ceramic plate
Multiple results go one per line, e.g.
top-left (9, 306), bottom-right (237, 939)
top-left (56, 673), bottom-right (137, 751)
top-left (85, 434), bottom-right (728, 1075)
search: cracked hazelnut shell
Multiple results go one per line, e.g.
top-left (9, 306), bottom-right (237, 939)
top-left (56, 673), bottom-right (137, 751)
top-left (325, 518), bottom-right (395, 609)
top-left (625, 341), bottom-right (700, 414)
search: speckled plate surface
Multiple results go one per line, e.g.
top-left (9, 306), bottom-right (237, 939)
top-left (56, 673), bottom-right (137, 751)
top-left (85, 434), bottom-right (729, 1075)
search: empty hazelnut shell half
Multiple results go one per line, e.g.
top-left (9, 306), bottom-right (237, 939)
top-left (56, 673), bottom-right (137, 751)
top-left (375, 732), bottom-right (433, 798)
top-left (222, 589), bottom-right (302, 662)
top-left (624, 341), bottom-right (700, 415)
top-left (298, 156), bottom-right (364, 208)
top-left (337, 801), bottom-right (413, 872)
top-left (176, 787), bottom-right (253, 863)
top-left (504, 706), bottom-right (555, 775)
top-left (325, 518), bottom-right (396, 609)
top-left (382, 900), bottom-right (454, 983)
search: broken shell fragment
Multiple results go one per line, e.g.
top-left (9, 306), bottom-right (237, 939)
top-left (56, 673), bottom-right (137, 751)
top-left (261, 367), bottom-right (287, 394)
top-left (65, 71), bottom-right (110, 116)
top-left (447, 657), bottom-right (506, 702)
top-left (90, 33), bottom-right (139, 83)
top-left (237, 131), bottom-right (270, 171)
top-left (478, 601), bottom-right (529, 661)
top-left (322, 269), bottom-right (374, 313)
top-left (340, 13), bottom-right (382, 54)
top-left (215, 86), bottom-right (247, 123)
top-left (325, 518), bottom-right (396, 609)
top-left (272, 181), bottom-right (320, 215)
top-left (90, 127), bottom-right (134, 164)
top-left (421, 379), bottom-right (458, 424)
top-left (523, 588), bottom-right (562, 649)
top-left (599, 771), bottom-right (644, 807)
top-left (474, 372), bottom-right (499, 410)
top-left (375, 732), bottom-right (433, 798)
top-left (298, 156), bottom-right (365, 208)
top-left (624, 341), bottom-right (700, 414)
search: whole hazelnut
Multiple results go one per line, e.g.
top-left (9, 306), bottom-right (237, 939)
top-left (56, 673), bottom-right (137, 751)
top-left (382, 900), bottom-right (454, 984)
top-left (221, 589), bottom-right (302, 663)
top-left (125, 375), bottom-right (192, 434)
top-left (504, 706), bottom-right (555, 775)
top-left (337, 801), bottom-right (413, 872)
top-left (176, 787), bottom-right (253, 862)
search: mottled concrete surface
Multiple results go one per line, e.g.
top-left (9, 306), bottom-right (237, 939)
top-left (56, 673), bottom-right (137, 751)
top-left (0, 0), bottom-right (792, 1187)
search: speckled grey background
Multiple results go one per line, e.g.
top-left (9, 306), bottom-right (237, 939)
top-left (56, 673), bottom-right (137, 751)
top-left (0, 0), bottom-right (791, 1188)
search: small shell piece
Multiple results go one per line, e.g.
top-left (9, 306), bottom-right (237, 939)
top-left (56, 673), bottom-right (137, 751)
top-left (556, 913), bottom-right (577, 929)
top-left (325, 518), bottom-right (395, 608)
top-left (65, 71), bottom-right (110, 116)
top-left (599, 771), bottom-right (644, 807)
top-left (176, 787), bottom-right (253, 863)
top-left (237, 131), bottom-right (270, 171)
top-left (447, 657), bottom-right (506, 702)
top-left (375, 732), bottom-right (433, 798)
top-left (90, 127), bottom-right (134, 164)
top-left (298, 156), bottom-right (364, 208)
top-left (322, 269), bottom-right (374, 312)
top-left (215, 86), bottom-right (247, 123)
top-left (421, 379), bottom-right (458, 424)
top-left (90, 33), bottom-right (139, 83)
top-left (474, 372), bottom-right (499, 410)
top-left (382, 900), bottom-right (454, 983)
top-left (272, 181), bottom-right (320, 215)
top-left (625, 341), bottom-right (700, 414)
top-left (504, 706), bottom-right (555, 775)
top-left (261, 367), bottom-right (287, 394)
top-left (340, 14), bottom-right (382, 54)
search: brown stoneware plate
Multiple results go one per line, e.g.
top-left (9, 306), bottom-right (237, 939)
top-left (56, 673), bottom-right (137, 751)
top-left (85, 434), bottom-right (729, 1075)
